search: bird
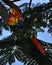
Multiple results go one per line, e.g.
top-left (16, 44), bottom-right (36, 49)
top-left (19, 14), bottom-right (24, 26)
top-left (6, 8), bottom-right (23, 26)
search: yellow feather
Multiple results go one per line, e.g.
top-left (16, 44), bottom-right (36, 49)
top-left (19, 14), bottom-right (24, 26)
top-left (8, 17), bottom-right (19, 26)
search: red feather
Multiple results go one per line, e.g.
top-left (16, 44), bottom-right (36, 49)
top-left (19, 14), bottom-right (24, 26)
top-left (9, 8), bottom-right (23, 18)
top-left (30, 37), bottom-right (46, 55)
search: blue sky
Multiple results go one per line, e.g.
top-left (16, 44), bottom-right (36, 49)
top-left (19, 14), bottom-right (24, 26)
top-left (0, 0), bottom-right (52, 65)
top-left (14, 0), bottom-right (49, 5)
top-left (37, 27), bottom-right (52, 43)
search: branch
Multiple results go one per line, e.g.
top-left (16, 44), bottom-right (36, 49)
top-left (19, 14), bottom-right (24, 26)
top-left (0, 3), bottom-right (9, 20)
top-left (2, 0), bottom-right (22, 13)
top-left (8, 0), bottom-right (20, 2)
top-left (0, 32), bottom-right (52, 48)
top-left (29, 0), bottom-right (32, 10)
top-left (0, 35), bottom-right (22, 48)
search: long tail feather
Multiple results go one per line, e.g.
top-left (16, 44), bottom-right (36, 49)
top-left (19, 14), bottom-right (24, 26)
top-left (30, 37), bottom-right (46, 55)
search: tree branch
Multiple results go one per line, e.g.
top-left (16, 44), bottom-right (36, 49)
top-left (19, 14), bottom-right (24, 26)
top-left (0, 3), bottom-right (9, 20)
top-left (2, 0), bottom-right (22, 13)
top-left (0, 32), bottom-right (52, 48)
top-left (8, 0), bottom-right (20, 2)
top-left (29, 0), bottom-right (32, 10)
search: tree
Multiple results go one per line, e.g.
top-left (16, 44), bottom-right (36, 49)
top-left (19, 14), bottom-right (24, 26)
top-left (0, 0), bottom-right (52, 65)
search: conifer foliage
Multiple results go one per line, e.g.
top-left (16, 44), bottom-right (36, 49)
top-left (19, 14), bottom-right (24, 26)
top-left (0, 0), bottom-right (52, 65)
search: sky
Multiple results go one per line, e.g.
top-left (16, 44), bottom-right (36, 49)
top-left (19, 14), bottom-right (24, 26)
top-left (37, 27), bottom-right (52, 43)
top-left (14, 0), bottom-right (49, 5)
top-left (0, 0), bottom-right (52, 65)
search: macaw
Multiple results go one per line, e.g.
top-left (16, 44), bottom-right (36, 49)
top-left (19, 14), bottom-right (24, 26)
top-left (6, 8), bottom-right (46, 55)
top-left (6, 8), bottom-right (23, 26)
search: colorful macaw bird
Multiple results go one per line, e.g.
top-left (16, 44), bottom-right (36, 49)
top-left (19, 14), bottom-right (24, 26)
top-left (6, 8), bottom-right (46, 55)
top-left (6, 8), bottom-right (23, 26)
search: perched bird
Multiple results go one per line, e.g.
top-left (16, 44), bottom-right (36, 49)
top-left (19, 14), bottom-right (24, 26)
top-left (6, 8), bottom-right (23, 26)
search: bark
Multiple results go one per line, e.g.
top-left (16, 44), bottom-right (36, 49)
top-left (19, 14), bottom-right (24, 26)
top-left (0, 3), bottom-right (9, 20)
